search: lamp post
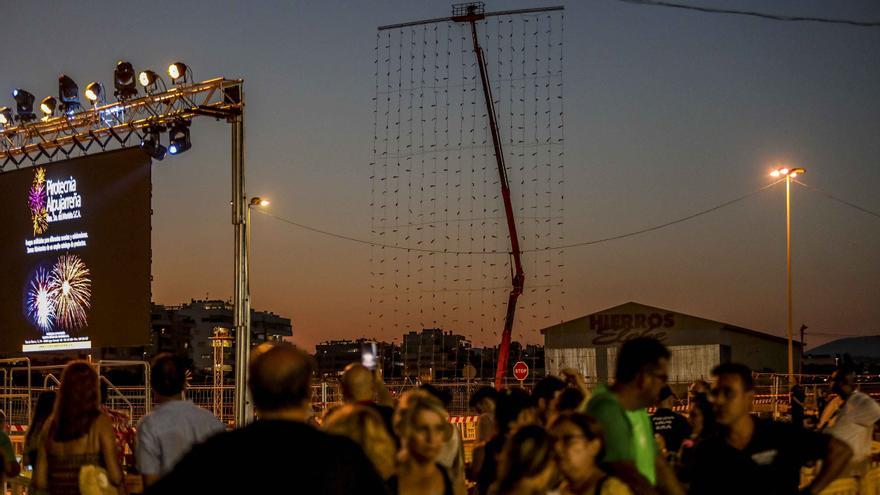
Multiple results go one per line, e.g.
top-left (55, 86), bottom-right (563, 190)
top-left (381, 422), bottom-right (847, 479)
top-left (234, 196), bottom-right (269, 425)
top-left (769, 166), bottom-right (805, 388)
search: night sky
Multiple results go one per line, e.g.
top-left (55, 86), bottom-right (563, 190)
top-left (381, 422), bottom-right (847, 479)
top-left (3, 1), bottom-right (879, 352)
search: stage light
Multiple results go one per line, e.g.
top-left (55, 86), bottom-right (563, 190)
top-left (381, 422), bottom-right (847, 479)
top-left (140, 125), bottom-right (166, 161)
top-left (114, 60), bottom-right (138, 100)
top-left (58, 75), bottom-right (81, 114)
top-left (84, 82), bottom-right (103, 105)
top-left (40, 96), bottom-right (57, 117)
top-left (13, 89), bottom-right (36, 122)
top-left (0, 107), bottom-right (12, 126)
top-left (168, 62), bottom-right (188, 83)
top-left (167, 120), bottom-right (191, 155)
top-left (138, 70), bottom-right (160, 93)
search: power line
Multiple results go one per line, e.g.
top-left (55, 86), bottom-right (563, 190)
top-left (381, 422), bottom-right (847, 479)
top-left (254, 179), bottom-right (782, 254)
top-left (256, 210), bottom-right (490, 255)
top-left (525, 179), bottom-right (782, 252)
top-left (614, 0), bottom-right (880, 27)
top-left (809, 332), bottom-right (880, 338)
top-left (794, 179), bottom-right (880, 220)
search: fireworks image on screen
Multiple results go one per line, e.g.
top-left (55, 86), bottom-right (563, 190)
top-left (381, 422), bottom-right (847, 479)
top-left (49, 254), bottom-right (92, 330)
top-left (29, 167), bottom-right (48, 236)
top-left (26, 267), bottom-right (56, 332)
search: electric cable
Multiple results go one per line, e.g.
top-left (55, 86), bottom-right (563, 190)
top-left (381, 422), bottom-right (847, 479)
top-left (614, 0), bottom-right (880, 27)
top-left (254, 178), bottom-right (784, 254)
top-left (794, 179), bottom-right (880, 220)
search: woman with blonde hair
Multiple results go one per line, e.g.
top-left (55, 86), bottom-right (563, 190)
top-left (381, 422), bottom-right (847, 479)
top-left (389, 390), bottom-right (465, 495)
top-left (34, 361), bottom-right (123, 495)
top-left (323, 404), bottom-right (397, 479)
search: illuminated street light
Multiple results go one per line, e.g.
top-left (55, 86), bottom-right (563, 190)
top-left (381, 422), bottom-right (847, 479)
top-left (769, 165), bottom-right (806, 388)
top-left (239, 195), bottom-right (270, 424)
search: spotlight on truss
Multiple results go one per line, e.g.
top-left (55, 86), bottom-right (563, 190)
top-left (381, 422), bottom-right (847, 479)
top-left (138, 70), bottom-right (161, 94)
top-left (0, 107), bottom-right (13, 126)
top-left (168, 120), bottom-right (191, 155)
top-left (140, 124), bottom-right (167, 161)
top-left (168, 62), bottom-right (188, 84)
top-left (114, 60), bottom-right (138, 101)
top-left (40, 96), bottom-right (57, 118)
top-left (12, 89), bottom-right (36, 122)
top-left (84, 82), bottom-right (104, 105)
top-left (58, 74), bottom-right (81, 114)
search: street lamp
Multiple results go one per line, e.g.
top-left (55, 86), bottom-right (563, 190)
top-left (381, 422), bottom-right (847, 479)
top-left (770, 166), bottom-right (805, 388)
top-left (234, 196), bottom-right (269, 425)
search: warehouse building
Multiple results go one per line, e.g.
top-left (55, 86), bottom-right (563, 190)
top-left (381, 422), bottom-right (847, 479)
top-left (542, 302), bottom-right (801, 383)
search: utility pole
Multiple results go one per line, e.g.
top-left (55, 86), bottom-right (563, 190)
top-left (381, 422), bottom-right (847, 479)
top-left (770, 166), bottom-right (805, 390)
top-left (800, 324), bottom-right (807, 375)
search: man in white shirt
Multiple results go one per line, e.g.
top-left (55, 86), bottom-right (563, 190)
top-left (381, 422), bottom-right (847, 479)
top-left (826, 366), bottom-right (880, 474)
top-left (137, 353), bottom-right (225, 486)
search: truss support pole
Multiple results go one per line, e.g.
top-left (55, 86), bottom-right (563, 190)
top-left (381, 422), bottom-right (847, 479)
top-left (232, 106), bottom-right (252, 426)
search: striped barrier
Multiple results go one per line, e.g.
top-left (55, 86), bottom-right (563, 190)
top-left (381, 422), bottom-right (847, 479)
top-left (449, 415), bottom-right (479, 424)
top-left (7, 425), bottom-right (27, 434)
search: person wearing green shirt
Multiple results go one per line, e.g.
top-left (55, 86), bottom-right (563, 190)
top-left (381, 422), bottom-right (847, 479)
top-left (585, 337), bottom-right (683, 495)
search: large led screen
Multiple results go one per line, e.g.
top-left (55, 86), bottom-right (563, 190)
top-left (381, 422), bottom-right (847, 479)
top-left (0, 148), bottom-right (151, 353)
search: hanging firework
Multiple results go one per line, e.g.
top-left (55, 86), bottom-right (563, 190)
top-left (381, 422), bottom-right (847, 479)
top-left (49, 254), bottom-right (92, 330)
top-left (26, 267), bottom-right (56, 332)
top-left (29, 167), bottom-right (48, 236)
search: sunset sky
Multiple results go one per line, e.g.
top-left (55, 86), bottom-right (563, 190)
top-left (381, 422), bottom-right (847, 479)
top-left (4, 0), bottom-right (879, 352)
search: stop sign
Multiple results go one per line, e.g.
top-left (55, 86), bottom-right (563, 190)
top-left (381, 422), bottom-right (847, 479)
top-left (513, 361), bottom-right (529, 381)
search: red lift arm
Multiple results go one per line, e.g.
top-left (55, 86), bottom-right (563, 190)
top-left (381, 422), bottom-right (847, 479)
top-left (457, 6), bottom-right (525, 390)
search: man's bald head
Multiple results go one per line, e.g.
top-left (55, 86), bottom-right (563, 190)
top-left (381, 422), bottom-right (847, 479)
top-left (248, 343), bottom-right (316, 413)
top-left (342, 363), bottom-right (374, 402)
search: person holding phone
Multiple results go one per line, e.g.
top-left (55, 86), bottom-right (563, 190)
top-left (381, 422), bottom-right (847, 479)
top-left (330, 362), bottom-right (397, 443)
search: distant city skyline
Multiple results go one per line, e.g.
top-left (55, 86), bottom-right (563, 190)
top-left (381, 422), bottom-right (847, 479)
top-left (3, 1), bottom-right (879, 352)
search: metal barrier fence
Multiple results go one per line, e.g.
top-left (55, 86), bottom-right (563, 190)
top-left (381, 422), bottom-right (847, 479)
top-left (6, 366), bottom-right (880, 429)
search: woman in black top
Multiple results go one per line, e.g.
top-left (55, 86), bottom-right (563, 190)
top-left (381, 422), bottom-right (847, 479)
top-left (489, 424), bottom-right (556, 495)
top-left (388, 390), bottom-right (463, 495)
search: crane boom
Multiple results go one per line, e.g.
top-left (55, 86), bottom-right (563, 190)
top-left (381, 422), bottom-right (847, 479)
top-left (457, 5), bottom-right (525, 389)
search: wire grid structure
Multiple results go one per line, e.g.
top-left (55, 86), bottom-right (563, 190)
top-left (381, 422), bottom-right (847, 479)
top-left (369, 7), bottom-right (565, 379)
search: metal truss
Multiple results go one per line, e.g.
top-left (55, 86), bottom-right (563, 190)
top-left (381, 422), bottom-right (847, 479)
top-left (0, 77), bottom-right (243, 171)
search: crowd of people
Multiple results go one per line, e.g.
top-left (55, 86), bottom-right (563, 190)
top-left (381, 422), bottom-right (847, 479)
top-left (5, 336), bottom-right (877, 494)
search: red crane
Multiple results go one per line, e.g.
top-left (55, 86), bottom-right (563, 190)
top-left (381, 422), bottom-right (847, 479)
top-left (454, 3), bottom-right (524, 389)
top-left (381, 2), bottom-right (562, 390)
